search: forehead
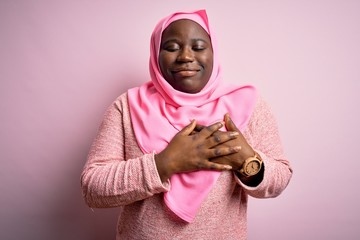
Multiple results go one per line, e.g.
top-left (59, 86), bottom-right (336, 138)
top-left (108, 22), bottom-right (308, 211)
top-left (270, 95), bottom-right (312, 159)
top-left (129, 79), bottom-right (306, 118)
top-left (161, 19), bottom-right (210, 42)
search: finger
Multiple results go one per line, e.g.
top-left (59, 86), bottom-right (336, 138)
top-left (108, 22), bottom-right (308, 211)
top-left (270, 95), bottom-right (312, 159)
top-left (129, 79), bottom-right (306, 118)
top-left (197, 161), bottom-right (233, 171)
top-left (205, 131), bottom-right (239, 148)
top-left (206, 145), bottom-right (242, 158)
top-left (194, 124), bottom-right (205, 132)
top-left (224, 113), bottom-right (240, 132)
top-left (178, 120), bottom-right (197, 136)
top-left (198, 121), bottom-right (224, 138)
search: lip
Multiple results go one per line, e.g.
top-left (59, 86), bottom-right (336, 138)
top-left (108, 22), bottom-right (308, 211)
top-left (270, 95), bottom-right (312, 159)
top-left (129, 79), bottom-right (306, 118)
top-left (173, 70), bottom-right (198, 77)
top-left (172, 68), bottom-right (200, 78)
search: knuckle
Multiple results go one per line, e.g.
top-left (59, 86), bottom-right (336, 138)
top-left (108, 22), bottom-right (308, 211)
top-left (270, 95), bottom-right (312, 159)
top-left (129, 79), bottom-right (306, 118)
top-left (191, 134), bottom-right (199, 141)
top-left (214, 148), bottom-right (222, 156)
top-left (209, 164), bottom-right (216, 170)
top-left (196, 143), bottom-right (204, 150)
top-left (196, 161), bottom-right (205, 169)
top-left (214, 135), bottom-right (221, 143)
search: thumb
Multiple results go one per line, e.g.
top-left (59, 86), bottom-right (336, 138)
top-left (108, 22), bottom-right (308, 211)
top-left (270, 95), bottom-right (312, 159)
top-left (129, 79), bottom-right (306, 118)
top-left (224, 113), bottom-right (239, 132)
top-left (179, 119), bottom-right (197, 136)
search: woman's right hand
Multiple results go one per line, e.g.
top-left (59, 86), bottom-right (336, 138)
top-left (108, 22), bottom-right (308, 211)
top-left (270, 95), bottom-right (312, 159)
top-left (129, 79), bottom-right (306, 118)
top-left (155, 120), bottom-right (241, 182)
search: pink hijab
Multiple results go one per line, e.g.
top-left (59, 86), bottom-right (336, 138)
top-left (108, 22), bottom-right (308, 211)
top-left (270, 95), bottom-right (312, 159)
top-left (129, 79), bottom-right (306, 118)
top-left (127, 9), bottom-right (257, 222)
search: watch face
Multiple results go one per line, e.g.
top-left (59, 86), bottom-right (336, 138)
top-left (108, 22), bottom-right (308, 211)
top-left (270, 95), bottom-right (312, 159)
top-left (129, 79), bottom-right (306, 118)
top-left (245, 160), bottom-right (261, 176)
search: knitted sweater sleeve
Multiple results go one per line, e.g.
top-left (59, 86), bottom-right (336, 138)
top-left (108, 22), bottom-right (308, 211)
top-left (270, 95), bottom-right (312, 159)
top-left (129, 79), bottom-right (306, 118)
top-left (236, 96), bottom-right (293, 198)
top-left (80, 94), bottom-right (170, 208)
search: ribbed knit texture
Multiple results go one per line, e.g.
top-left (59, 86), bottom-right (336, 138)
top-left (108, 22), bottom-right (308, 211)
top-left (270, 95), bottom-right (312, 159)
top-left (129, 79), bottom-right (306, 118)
top-left (81, 93), bottom-right (292, 240)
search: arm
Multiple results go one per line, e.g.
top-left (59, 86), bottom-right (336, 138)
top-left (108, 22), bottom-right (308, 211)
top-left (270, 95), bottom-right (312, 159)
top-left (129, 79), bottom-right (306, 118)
top-left (237, 96), bottom-right (293, 198)
top-left (80, 96), bottom-right (170, 208)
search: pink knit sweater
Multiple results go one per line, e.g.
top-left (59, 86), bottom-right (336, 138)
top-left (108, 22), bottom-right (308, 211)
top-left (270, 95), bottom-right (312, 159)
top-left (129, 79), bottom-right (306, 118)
top-left (81, 93), bottom-right (292, 240)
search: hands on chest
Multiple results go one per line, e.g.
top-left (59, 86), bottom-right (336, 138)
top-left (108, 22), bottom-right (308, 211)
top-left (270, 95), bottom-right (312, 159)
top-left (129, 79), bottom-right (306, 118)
top-left (155, 113), bottom-right (259, 182)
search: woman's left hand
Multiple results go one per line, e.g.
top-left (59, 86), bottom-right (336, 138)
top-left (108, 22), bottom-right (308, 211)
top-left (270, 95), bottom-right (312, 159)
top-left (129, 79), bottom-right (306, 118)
top-left (201, 114), bottom-right (255, 170)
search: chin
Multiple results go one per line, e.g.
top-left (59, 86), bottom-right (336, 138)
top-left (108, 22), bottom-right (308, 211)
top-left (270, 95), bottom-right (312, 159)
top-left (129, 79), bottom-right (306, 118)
top-left (175, 85), bottom-right (202, 94)
top-left (174, 80), bottom-right (204, 94)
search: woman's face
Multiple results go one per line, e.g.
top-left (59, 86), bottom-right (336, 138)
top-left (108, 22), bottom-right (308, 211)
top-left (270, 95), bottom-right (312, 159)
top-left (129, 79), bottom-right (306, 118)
top-left (159, 19), bottom-right (213, 94)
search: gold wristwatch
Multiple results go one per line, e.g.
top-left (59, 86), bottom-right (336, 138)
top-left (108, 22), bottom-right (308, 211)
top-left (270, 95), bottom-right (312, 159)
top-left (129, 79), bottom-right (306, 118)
top-left (238, 153), bottom-right (263, 177)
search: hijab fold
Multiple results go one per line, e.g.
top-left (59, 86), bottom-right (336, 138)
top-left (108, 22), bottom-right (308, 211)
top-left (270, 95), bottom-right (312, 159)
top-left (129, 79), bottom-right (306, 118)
top-left (127, 9), bottom-right (257, 222)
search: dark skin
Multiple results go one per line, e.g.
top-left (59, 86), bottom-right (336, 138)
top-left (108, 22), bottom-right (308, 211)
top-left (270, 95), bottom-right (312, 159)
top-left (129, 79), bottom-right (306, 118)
top-left (197, 113), bottom-right (264, 186)
top-left (158, 19), bottom-right (213, 93)
top-left (155, 19), bottom-right (263, 186)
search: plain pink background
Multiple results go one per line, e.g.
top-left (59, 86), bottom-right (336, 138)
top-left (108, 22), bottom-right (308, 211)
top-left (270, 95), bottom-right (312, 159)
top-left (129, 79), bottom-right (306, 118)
top-left (1, 0), bottom-right (359, 239)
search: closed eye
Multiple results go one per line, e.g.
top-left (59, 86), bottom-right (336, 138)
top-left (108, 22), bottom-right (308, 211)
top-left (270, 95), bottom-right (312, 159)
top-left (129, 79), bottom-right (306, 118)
top-left (192, 39), bottom-right (209, 51)
top-left (163, 45), bottom-right (180, 52)
top-left (193, 46), bottom-right (206, 51)
top-left (161, 40), bottom-right (181, 52)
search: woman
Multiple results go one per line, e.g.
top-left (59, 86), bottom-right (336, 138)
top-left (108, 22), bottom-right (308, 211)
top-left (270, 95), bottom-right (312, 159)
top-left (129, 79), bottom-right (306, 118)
top-left (81, 9), bottom-right (292, 239)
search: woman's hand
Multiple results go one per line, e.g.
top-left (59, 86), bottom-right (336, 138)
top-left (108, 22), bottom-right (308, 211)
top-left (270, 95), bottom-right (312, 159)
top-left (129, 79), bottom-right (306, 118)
top-left (210, 114), bottom-right (264, 186)
top-left (155, 120), bottom-right (241, 182)
top-left (206, 114), bottom-right (255, 170)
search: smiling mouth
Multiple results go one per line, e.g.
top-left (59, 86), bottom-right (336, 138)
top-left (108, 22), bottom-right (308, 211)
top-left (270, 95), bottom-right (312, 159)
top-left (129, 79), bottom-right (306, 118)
top-left (172, 69), bottom-right (199, 78)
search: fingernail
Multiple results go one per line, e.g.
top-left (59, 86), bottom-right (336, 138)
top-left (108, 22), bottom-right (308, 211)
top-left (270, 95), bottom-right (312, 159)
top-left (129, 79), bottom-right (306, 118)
top-left (229, 132), bottom-right (239, 137)
top-left (224, 165), bottom-right (232, 170)
top-left (234, 146), bottom-right (242, 151)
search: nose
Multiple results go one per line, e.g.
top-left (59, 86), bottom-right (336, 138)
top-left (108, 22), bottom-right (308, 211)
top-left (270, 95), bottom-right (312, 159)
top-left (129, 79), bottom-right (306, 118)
top-left (176, 47), bottom-right (194, 62)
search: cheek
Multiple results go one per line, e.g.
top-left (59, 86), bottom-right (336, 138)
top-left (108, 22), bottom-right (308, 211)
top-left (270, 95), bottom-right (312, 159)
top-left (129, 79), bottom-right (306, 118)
top-left (159, 53), bottom-right (173, 73)
top-left (199, 53), bottom-right (213, 74)
top-left (159, 53), bottom-right (178, 82)
top-left (158, 53), bottom-right (165, 68)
